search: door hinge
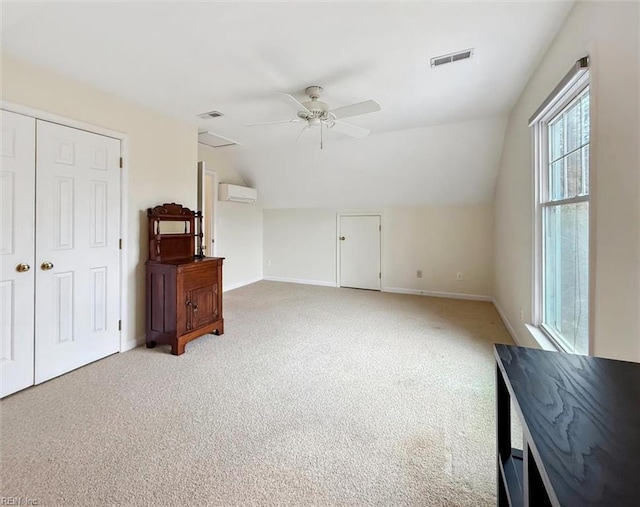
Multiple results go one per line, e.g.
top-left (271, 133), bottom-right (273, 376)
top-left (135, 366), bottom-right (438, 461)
top-left (379, 272), bottom-right (381, 279)
top-left (118, 320), bottom-right (122, 331)
top-left (119, 239), bottom-right (122, 249)
top-left (119, 157), bottom-right (123, 168)
top-left (379, 225), bottom-right (381, 232)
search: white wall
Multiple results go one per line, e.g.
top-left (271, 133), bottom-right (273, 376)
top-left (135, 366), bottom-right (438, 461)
top-left (1, 54), bottom-right (198, 349)
top-left (384, 206), bottom-right (494, 296)
top-left (198, 145), bottom-right (263, 291)
top-left (263, 209), bottom-right (337, 285)
top-left (264, 205), bottom-right (494, 297)
top-left (494, 2), bottom-right (640, 361)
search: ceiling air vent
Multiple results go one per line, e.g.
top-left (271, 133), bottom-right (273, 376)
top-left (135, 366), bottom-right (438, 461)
top-left (198, 131), bottom-right (240, 148)
top-left (430, 48), bottom-right (474, 68)
top-left (198, 110), bottom-right (225, 119)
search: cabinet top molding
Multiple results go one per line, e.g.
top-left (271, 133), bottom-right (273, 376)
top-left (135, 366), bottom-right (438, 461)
top-left (147, 202), bottom-right (197, 218)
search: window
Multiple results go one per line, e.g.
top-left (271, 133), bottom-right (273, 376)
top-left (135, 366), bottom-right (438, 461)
top-left (532, 61), bottom-right (590, 354)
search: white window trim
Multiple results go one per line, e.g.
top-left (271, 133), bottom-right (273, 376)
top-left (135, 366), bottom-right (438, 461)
top-left (531, 71), bottom-right (591, 355)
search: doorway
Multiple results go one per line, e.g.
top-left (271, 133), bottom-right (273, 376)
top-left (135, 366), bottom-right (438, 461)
top-left (197, 162), bottom-right (217, 257)
top-left (337, 214), bottom-right (381, 290)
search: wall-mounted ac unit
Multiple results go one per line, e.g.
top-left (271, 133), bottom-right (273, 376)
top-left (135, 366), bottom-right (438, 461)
top-left (218, 183), bottom-right (257, 203)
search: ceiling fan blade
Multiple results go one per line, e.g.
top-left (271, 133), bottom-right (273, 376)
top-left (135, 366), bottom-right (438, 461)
top-left (245, 119), bottom-right (299, 126)
top-left (330, 100), bottom-right (381, 120)
top-left (279, 92), bottom-right (311, 112)
top-left (329, 120), bottom-right (370, 139)
top-left (295, 125), bottom-right (310, 143)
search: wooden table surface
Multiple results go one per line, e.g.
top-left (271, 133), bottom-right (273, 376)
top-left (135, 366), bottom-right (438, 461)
top-left (494, 345), bottom-right (640, 507)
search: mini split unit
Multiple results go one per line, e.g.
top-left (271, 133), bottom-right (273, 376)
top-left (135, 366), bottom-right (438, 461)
top-left (219, 183), bottom-right (257, 203)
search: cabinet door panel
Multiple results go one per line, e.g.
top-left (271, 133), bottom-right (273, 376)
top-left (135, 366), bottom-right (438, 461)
top-left (188, 285), bottom-right (218, 330)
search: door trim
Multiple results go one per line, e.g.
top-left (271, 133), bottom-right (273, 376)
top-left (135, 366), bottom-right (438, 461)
top-left (196, 162), bottom-right (218, 257)
top-left (207, 170), bottom-right (218, 257)
top-left (336, 212), bottom-right (383, 289)
top-left (1, 100), bottom-right (130, 353)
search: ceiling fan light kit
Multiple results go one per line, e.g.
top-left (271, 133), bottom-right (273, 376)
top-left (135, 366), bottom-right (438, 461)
top-left (246, 85), bottom-right (381, 149)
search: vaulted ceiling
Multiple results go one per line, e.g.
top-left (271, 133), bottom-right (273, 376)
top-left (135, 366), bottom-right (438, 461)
top-left (2, 1), bottom-right (574, 208)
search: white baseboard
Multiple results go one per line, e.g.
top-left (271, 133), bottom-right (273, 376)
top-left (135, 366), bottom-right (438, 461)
top-left (121, 338), bottom-right (141, 352)
top-left (491, 298), bottom-right (521, 345)
top-left (263, 276), bottom-right (337, 288)
top-left (224, 276), bottom-right (263, 292)
top-left (382, 286), bottom-right (493, 302)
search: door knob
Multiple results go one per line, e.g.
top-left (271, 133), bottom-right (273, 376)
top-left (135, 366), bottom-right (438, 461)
top-left (41, 261), bottom-right (54, 271)
top-left (16, 263), bottom-right (31, 273)
top-left (339, 236), bottom-right (346, 241)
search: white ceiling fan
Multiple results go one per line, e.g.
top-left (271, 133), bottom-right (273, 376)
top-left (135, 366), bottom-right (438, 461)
top-left (245, 86), bottom-right (381, 149)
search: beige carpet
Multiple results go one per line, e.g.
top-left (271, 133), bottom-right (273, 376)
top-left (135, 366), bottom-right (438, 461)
top-left (1, 281), bottom-right (515, 506)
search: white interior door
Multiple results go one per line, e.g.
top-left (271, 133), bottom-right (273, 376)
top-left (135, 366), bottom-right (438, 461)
top-left (339, 215), bottom-right (381, 290)
top-left (1, 111), bottom-right (36, 397)
top-left (197, 161), bottom-right (217, 257)
top-left (35, 120), bottom-right (121, 384)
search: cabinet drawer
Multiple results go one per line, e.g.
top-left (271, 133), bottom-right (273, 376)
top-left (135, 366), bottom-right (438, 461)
top-left (179, 263), bottom-right (217, 291)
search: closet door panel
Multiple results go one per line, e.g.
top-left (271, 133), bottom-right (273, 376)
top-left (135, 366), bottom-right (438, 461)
top-left (35, 121), bottom-right (121, 384)
top-left (0, 110), bottom-right (36, 398)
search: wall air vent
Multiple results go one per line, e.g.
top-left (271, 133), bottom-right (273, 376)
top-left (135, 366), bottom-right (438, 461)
top-left (198, 131), bottom-right (240, 148)
top-left (198, 110), bottom-right (225, 119)
top-left (430, 48), bottom-right (474, 67)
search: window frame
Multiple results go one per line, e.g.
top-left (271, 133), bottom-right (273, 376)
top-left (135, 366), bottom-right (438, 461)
top-left (532, 72), bottom-right (591, 355)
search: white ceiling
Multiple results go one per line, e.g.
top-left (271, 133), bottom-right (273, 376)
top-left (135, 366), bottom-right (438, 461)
top-left (226, 116), bottom-right (509, 208)
top-left (2, 1), bottom-right (574, 208)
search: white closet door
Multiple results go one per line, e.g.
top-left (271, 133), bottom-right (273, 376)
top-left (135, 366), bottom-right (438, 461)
top-left (35, 120), bottom-right (121, 384)
top-left (1, 111), bottom-right (36, 398)
top-left (339, 215), bottom-right (381, 290)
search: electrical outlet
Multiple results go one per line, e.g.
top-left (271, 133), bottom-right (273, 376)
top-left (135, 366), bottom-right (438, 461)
top-left (520, 308), bottom-right (524, 322)
top-left (456, 272), bottom-right (463, 281)
top-left (416, 270), bottom-right (422, 278)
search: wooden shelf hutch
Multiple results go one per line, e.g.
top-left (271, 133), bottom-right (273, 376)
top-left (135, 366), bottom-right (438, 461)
top-left (145, 203), bottom-right (223, 355)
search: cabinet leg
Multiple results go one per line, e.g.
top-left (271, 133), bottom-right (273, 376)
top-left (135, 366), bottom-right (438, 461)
top-left (213, 320), bottom-right (224, 336)
top-left (171, 342), bottom-right (185, 355)
top-left (146, 340), bottom-right (157, 349)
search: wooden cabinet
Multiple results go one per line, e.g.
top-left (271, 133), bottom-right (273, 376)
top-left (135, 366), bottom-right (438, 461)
top-left (146, 257), bottom-right (223, 355)
top-left (145, 203), bottom-right (224, 355)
